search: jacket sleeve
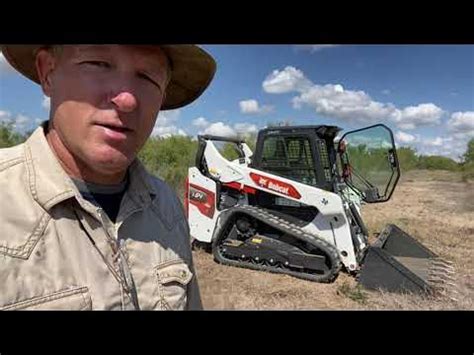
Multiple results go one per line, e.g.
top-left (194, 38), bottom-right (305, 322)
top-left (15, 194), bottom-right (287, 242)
top-left (186, 259), bottom-right (203, 310)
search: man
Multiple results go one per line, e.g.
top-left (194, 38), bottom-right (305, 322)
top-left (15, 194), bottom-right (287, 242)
top-left (0, 45), bottom-right (216, 310)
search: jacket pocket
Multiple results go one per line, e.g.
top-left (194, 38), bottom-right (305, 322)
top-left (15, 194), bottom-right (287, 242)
top-left (1, 286), bottom-right (92, 310)
top-left (155, 260), bottom-right (193, 310)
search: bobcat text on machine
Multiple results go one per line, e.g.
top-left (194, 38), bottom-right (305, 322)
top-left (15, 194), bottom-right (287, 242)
top-left (185, 124), bottom-right (456, 294)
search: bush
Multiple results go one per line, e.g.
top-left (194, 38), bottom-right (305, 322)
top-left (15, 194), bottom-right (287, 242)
top-left (463, 139), bottom-right (474, 164)
top-left (461, 161), bottom-right (474, 181)
top-left (417, 155), bottom-right (460, 171)
top-left (0, 123), bottom-right (25, 148)
top-left (397, 146), bottom-right (419, 172)
top-left (138, 136), bottom-right (198, 197)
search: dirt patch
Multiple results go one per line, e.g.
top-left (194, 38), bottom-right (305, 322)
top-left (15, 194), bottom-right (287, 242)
top-left (193, 170), bottom-right (474, 310)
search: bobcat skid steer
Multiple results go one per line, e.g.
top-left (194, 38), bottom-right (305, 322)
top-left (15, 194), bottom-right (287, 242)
top-left (185, 124), bottom-right (456, 295)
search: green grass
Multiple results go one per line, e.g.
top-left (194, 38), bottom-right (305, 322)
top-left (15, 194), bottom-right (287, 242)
top-left (336, 282), bottom-right (369, 304)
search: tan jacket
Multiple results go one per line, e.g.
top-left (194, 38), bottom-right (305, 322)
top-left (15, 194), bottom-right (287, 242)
top-left (0, 125), bottom-right (202, 310)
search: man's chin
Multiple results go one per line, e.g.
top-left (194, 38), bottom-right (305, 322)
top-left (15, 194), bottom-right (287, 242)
top-left (88, 151), bottom-right (133, 174)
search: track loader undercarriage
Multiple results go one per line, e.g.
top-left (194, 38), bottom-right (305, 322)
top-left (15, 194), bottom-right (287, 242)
top-left (213, 205), bottom-right (341, 283)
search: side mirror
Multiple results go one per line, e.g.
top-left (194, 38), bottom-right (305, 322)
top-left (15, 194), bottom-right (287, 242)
top-left (338, 124), bottom-right (400, 203)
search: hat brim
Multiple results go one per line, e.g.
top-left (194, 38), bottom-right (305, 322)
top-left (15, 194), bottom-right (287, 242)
top-left (0, 44), bottom-right (216, 111)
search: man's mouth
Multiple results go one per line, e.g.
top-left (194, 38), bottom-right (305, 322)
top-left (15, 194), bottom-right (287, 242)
top-left (95, 123), bottom-right (133, 133)
top-left (95, 122), bottom-right (133, 141)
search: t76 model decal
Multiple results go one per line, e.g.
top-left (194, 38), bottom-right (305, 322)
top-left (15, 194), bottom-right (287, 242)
top-left (189, 184), bottom-right (216, 218)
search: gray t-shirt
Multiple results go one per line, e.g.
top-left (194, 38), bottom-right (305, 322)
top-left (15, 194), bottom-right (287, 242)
top-left (72, 177), bottom-right (128, 222)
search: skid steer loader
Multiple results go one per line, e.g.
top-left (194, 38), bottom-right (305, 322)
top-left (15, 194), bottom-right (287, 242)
top-left (185, 124), bottom-right (456, 295)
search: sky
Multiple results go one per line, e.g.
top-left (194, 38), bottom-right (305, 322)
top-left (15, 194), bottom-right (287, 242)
top-left (0, 45), bottom-right (473, 161)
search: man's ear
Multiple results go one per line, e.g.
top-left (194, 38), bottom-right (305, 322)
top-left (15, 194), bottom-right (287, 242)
top-left (35, 49), bottom-right (57, 97)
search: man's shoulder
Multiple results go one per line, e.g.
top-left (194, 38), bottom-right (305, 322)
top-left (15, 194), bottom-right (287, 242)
top-left (142, 172), bottom-right (187, 228)
top-left (0, 143), bottom-right (29, 191)
top-left (0, 143), bottom-right (46, 256)
top-left (147, 174), bottom-right (180, 201)
top-left (146, 173), bottom-right (184, 214)
top-left (0, 143), bottom-right (26, 172)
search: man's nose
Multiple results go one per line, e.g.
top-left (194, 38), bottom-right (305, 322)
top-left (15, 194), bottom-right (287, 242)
top-left (110, 91), bottom-right (138, 113)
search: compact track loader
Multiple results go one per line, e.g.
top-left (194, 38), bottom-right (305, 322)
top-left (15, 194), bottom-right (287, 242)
top-left (185, 124), bottom-right (456, 295)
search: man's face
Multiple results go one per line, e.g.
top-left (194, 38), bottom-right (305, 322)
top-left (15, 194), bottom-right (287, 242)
top-left (39, 45), bottom-right (169, 179)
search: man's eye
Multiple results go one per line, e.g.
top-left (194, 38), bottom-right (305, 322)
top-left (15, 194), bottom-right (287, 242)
top-left (82, 61), bottom-right (110, 68)
top-left (138, 73), bottom-right (161, 89)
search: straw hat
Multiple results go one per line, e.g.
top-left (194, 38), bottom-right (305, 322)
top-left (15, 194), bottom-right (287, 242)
top-left (0, 44), bottom-right (216, 110)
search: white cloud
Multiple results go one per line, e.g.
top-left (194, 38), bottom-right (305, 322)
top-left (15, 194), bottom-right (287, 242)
top-left (292, 83), bottom-right (399, 124)
top-left (234, 122), bottom-right (258, 135)
top-left (42, 96), bottom-right (50, 110)
top-left (192, 117), bottom-right (210, 129)
top-left (239, 99), bottom-right (273, 115)
top-left (294, 45), bottom-right (339, 53)
top-left (395, 131), bottom-right (418, 144)
top-left (441, 137), bottom-right (471, 161)
top-left (395, 131), bottom-right (454, 157)
top-left (262, 66), bottom-right (313, 94)
top-left (202, 122), bottom-right (236, 137)
top-left (416, 137), bottom-right (465, 160)
top-left (263, 66), bottom-right (444, 130)
top-left (0, 108), bottom-right (45, 134)
top-left (447, 111), bottom-right (474, 139)
top-left (436, 111), bottom-right (474, 161)
top-left (395, 130), bottom-right (468, 161)
top-left (393, 103), bottom-right (444, 130)
top-left (194, 116), bottom-right (259, 138)
top-left (0, 52), bottom-right (15, 74)
top-left (0, 110), bottom-right (11, 121)
top-left (152, 125), bottom-right (187, 137)
top-left (151, 109), bottom-right (187, 137)
top-left (421, 136), bottom-right (444, 147)
top-left (382, 89), bottom-right (391, 95)
top-left (155, 109), bottom-right (180, 127)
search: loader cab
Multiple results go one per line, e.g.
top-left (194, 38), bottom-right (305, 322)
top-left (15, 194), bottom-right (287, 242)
top-left (250, 125), bottom-right (341, 192)
top-left (251, 124), bottom-right (401, 203)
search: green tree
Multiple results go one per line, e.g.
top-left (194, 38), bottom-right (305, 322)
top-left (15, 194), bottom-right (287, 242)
top-left (417, 155), bottom-right (460, 171)
top-left (463, 138), bottom-right (474, 163)
top-left (396, 146), bottom-right (419, 172)
top-left (138, 135), bottom-right (198, 196)
top-left (0, 123), bottom-right (25, 148)
top-left (461, 139), bottom-right (474, 181)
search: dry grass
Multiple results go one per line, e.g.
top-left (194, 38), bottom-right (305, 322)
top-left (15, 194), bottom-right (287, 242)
top-left (193, 170), bottom-right (474, 310)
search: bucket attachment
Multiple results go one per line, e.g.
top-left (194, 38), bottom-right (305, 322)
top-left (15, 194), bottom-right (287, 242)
top-left (359, 224), bottom-right (456, 295)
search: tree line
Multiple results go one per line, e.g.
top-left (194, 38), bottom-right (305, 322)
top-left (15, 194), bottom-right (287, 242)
top-left (1, 122), bottom-right (473, 197)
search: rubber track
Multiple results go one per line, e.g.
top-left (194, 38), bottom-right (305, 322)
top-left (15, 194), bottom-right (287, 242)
top-left (212, 205), bottom-right (342, 283)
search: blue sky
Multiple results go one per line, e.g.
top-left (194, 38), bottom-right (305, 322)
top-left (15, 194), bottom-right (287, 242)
top-left (1, 45), bottom-right (473, 160)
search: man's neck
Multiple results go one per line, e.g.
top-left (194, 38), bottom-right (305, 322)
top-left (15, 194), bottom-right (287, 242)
top-left (45, 126), bottom-right (127, 185)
